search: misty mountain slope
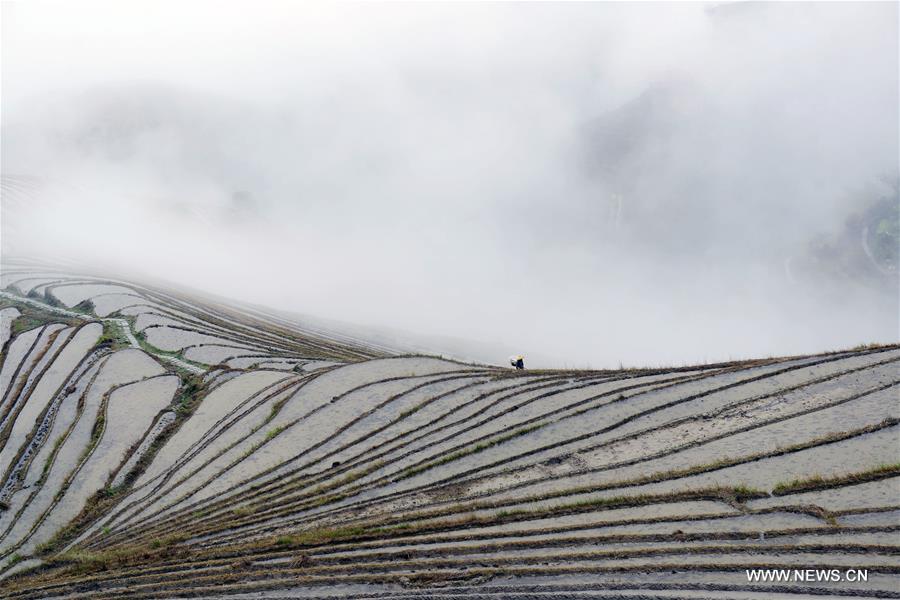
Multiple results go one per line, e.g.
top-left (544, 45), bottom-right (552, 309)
top-left (0, 264), bottom-right (897, 598)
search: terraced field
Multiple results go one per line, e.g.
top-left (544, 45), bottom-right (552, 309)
top-left (0, 260), bottom-right (897, 598)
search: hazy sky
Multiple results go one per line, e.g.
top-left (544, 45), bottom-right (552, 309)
top-left (2, 1), bottom-right (898, 367)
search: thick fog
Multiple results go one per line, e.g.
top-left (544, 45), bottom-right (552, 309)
top-left (2, 2), bottom-right (898, 367)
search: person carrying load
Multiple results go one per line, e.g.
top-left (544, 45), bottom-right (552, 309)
top-left (509, 355), bottom-right (525, 370)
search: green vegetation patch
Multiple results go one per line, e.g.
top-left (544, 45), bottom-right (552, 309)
top-left (98, 320), bottom-right (130, 351)
top-left (71, 299), bottom-right (96, 316)
top-left (50, 533), bottom-right (190, 576)
top-left (5, 299), bottom-right (81, 337)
